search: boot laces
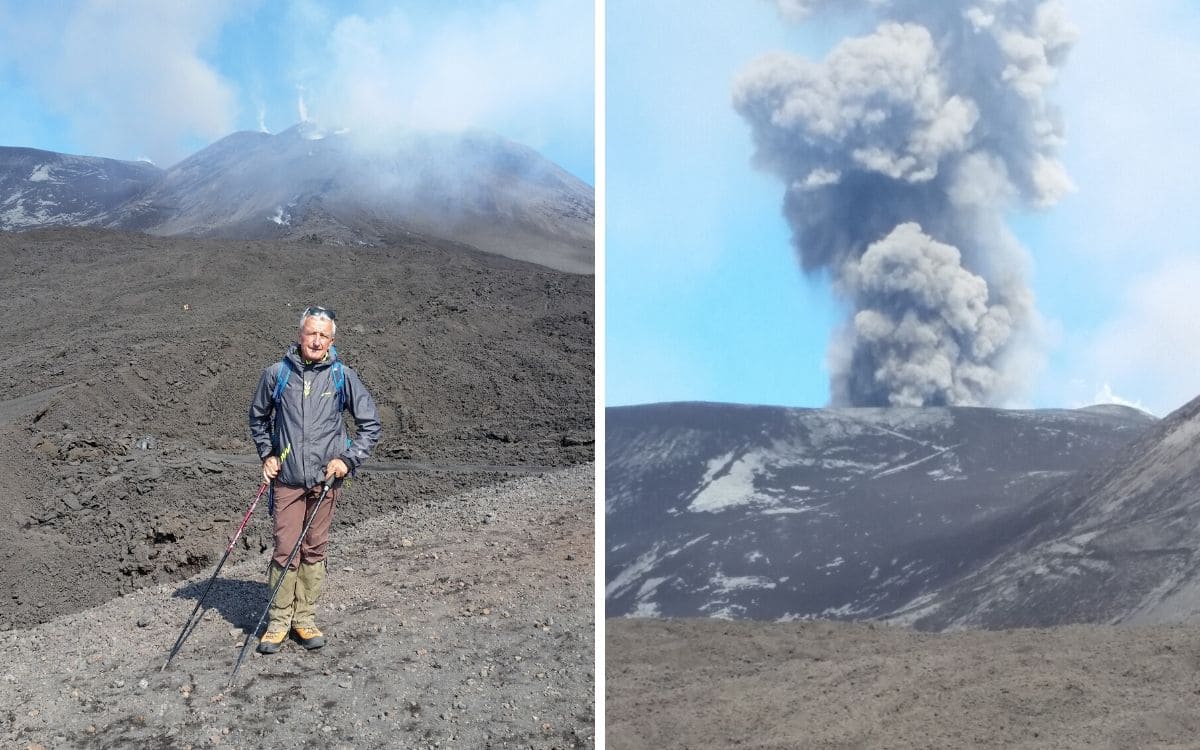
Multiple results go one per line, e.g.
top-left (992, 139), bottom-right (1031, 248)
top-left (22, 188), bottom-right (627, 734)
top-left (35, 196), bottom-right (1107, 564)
top-left (261, 626), bottom-right (288, 643)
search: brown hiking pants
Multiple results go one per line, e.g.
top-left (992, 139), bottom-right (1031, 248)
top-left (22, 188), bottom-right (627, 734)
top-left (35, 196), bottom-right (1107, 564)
top-left (271, 483), bottom-right (338, 568)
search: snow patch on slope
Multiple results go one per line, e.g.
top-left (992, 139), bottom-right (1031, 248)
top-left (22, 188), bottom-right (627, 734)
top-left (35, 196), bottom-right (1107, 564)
top-left (606, 546), bottom-right (667, 600)
top-left (689, 451), bottom-right (776, 512)
top-left (710, 572), bottom-right (777, 593)
top-left (607, 534), bottom-right (711, 601)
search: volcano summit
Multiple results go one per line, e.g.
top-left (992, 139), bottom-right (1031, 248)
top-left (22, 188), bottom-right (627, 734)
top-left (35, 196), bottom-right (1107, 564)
top-left (0, 124), bottom-right (594, 274)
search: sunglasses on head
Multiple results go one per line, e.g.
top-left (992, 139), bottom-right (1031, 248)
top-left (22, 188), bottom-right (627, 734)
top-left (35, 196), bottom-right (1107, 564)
top-left (303, 305), bottom-right (337, 320)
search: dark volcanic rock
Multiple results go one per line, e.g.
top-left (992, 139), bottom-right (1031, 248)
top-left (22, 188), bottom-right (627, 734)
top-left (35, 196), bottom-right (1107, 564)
top-left (605, 401), bottom-right (1154, 622)
top-left (0, 228), bottom-right (593, 629)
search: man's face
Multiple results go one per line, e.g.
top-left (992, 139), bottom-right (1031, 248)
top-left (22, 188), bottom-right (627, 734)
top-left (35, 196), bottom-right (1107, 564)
top-left (298, 316), bottom-right (335, 361)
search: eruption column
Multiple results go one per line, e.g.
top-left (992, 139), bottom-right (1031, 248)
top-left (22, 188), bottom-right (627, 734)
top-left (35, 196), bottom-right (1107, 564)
top-left (734, 0), bottom-right (1075, 406)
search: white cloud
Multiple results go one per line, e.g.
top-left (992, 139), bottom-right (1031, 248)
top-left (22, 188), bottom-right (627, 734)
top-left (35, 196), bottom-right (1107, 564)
top-left (1081, 256), bottom-right (1200, 416)
top-left (0, 1), bottom-right (240, 165)
top-left (1050, 1), bottom-right (1200, 268)
top-left (0, 1), bottom-right (591, 170)
top-left (1023, 3), bottom-right (1200, 415)
top-left (291, 1), bottom-right (592, 154)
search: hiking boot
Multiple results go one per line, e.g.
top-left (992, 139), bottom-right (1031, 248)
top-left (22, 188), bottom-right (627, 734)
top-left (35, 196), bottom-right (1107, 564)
top-left (292, 625), bottom-right (325, 650)
top-left (256, 625), bottom-right (288, 654)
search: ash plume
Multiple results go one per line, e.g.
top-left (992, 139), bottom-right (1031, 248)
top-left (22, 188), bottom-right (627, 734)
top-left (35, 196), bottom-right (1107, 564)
top-left (734, 0), bottom-right (1075, 407)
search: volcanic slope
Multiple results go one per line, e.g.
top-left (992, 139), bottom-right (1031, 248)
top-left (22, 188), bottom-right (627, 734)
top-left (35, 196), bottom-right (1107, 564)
top-left (113, 125), bottom-right (595, 274)
top-left (0, 228), bottom-right (593, 631)
top-left (0, 146), bottom-right (160, 228)
top-left (0, 125), bottom-right (595, 274)
top-left (906, 392), bottom-right (1200, 630)
top-left (3, 467), bottom-right (594, 749)
top-left (605, 401), bottom-right (1153, 621)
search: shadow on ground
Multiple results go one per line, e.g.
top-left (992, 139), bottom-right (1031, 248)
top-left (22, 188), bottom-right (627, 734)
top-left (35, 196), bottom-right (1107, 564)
top-left (170, 576), bottom-right (268, 634)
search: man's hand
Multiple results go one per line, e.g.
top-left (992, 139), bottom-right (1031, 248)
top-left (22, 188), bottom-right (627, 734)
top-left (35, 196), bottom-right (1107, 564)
top-left (324, 458), bottom-right (349, 483)
top-left (262, 455), bottom-right (281, 482)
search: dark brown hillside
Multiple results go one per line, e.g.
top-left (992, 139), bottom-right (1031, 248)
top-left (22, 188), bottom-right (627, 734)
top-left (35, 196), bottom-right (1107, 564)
top-left (0, 228), bottom-right (593, 630)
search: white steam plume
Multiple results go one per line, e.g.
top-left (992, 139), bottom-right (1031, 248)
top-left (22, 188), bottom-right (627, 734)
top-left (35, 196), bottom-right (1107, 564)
top-left (734, 0), bottom-right (1076, 407)
top-left (285, 1), bottom-right (591, 159)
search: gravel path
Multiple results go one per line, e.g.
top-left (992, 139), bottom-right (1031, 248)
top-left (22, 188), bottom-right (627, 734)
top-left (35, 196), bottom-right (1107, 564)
top-left (2, 466), bottom-right (594, 749)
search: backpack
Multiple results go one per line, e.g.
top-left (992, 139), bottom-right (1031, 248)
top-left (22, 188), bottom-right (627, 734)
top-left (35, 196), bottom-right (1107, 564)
top-left (271, 349), bottom-right (347, 412)
top-left (266, 350), bottom-right (352, 514)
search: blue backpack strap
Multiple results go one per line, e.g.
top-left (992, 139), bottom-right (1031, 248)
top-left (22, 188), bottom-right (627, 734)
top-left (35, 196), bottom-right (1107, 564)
top-left (271, 358), bottom-right (292, 405)
top-left (331, 360), bottom-right (346, 412)
top-left (272, 356), bottom-right (345, 409)
top-left (332, 360), bottom-right (353, 473)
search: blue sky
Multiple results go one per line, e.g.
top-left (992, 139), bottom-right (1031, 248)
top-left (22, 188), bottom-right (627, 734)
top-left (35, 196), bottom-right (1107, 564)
top-left (0, 0), bottom-right (594, 182)
top-left (606, 0), bottom-right (1200, 417)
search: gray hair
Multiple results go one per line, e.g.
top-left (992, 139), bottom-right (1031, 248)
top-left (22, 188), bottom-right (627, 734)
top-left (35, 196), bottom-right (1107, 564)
top-left (299, 307), bottom-right (337, 336)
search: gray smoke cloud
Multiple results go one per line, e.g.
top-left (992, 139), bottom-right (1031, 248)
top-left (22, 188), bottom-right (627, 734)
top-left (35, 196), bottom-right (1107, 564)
top-left (734, 0), bottom-right (1075, 407)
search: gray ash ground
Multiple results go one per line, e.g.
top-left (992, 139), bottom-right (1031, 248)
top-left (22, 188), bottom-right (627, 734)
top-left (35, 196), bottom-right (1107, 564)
top-left (0, 228), bottom-right (592, 631)
top-left (608, 617), bottom-right (1200, 749)
top-left (3, 467), bottom-right (594, 749)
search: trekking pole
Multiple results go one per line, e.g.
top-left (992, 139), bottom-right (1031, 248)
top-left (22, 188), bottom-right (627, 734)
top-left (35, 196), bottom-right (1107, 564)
top-left (162, 482), bottom-right (269, 671)
top-left (228, 477), bottom-right (334, 688)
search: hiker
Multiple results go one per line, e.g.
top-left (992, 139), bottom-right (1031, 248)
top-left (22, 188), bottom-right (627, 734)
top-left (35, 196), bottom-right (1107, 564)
top-left (247, 305), bottom-right (381, 654)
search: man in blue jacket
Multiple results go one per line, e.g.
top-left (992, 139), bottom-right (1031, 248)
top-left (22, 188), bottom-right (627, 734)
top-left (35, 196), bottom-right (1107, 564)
top-left (248, 305), bottom-right (382, 654)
